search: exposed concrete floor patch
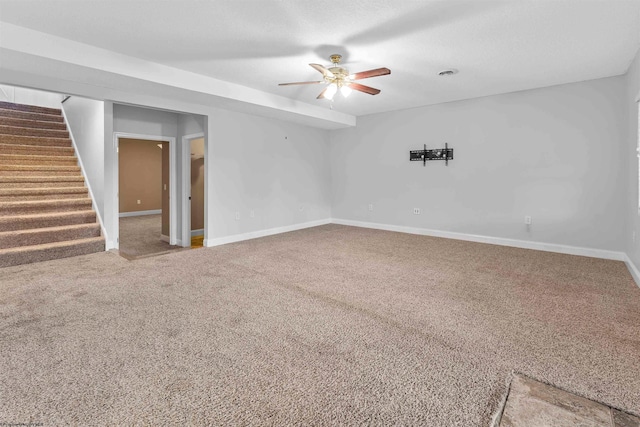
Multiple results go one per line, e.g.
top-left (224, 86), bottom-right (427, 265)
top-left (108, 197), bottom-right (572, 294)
top-left (500, 374), bottom-right (640, 427)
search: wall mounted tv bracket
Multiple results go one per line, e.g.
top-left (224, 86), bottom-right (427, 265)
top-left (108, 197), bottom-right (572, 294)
top-left (410, 143), bottom-right (454, 166)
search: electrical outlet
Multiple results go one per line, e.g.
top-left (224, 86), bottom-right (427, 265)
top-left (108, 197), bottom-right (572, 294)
top-left (137, 200), bottom-right (141, 205)
top-left (235, 212), bottom-right (240, 221)
top-left (368, 204), bottom-right (374, 211)
top-left (525, 216), bottom-right (532, 225)
top-left (250, 210), bottom-right (255, 218)
top-left (413, 208), bottom-right (421, 215)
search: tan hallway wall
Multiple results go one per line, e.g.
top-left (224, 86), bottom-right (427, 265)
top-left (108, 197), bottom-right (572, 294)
top-left (118, 138), bottom-right (165, 213)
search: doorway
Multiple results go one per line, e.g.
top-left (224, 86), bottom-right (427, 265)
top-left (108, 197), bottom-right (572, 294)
top-left (182, 133), bottom-right (206, 248)
top-left (115, 134), bottom-right (178, 259)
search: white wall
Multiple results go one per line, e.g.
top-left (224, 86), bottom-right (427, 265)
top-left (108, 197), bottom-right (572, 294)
top-left (178, 113), bottom-right (205, 137)
top-left (0, 84), bottom-right (64, 109)
top-left (103, 102), bottom-right (116, 249)
top-left (625, 48), bottom-right (640, 271)
top-left (113, 104), bottom-right (179, 137)
top-left (109, 104), bottom-right (332, 248)
top-left (330, 76), bottom-right (627, 253)
top-left (206, 108), bottom-right (332, 243)
top-left (61, 97), bottom-right (106, 236)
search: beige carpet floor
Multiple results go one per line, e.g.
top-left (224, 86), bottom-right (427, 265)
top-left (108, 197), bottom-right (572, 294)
top-left (118, 214), bottom-right (180, 259)
top-left (1, 224), bottom-right (639, 426)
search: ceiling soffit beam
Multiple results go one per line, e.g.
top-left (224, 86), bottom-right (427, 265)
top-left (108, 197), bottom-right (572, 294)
top-left (0, 22), bottom-right (355, 129)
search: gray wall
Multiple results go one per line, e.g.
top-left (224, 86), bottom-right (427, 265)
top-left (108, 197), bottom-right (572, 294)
top-left (625, 49), bottom-right (640, 268)
top-left (207, 108), bottom-right (332, 240)
top-left (0, 84), bottom-right (64, 108)
top-left (104, 102), bottom-right (115, 248)
top-left (61, 96), bottom-right (106, 232)
top-left (330, 76), bottom-right (627, 252)
top-left (178, 113), bottom-right (205, 137)
top-left (113, 104), bottom-right (179, 137)
top-left (109, 103), bottom-right (332, 247)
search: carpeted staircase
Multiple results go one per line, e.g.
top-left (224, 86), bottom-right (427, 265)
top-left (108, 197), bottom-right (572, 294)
top-left (0, 101), bottom-right (104, 268)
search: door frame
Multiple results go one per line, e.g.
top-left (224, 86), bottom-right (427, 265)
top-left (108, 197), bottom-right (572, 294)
top-left (181, 132), bottom-right (205, 247)
top-left (112, 132), bottom-right (178, 249)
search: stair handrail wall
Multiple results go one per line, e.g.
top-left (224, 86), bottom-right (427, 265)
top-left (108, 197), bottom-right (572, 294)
top-left (0, 86), bottom-right (14, 103)
top-left (0, 85), bottom-right (65, 109)
top-left (60, 97), bottom-right (108, 245)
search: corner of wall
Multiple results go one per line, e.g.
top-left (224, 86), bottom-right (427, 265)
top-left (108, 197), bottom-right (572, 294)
top-left (103, 101), bottom-right (116, 250)
top-left (624, 46), bottom-right (640, 288)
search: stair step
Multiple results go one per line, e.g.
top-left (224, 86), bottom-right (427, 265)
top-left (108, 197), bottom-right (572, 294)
top-left (0, 210), bottom-right (97, 232)
top-left (0, 108), bottom-right (64, 123)
top-left (0, 101), bottom-right (104, 268)
top-left (0, 164), bottom-right (80, 172)
top-left (0, 172), bottom-right (80, 178)
top-left (0, 143), bottom-right (74, 156)
top-left (0, 134), bottom-right (71, 147)
top-left (0, 187), bottom-right (88, 201)
top-left (0, 176), bottom-right (85, 188)
top-left (0, 125), bottom-right (69, 139)
top-left (0, 153), bottom-right (77, 166)
top-left (0, 117), bottom-right (68, 131)
top-left (0, 223), bottom-right (101, 249)
top-left (0, 101), bottom-right (61, 116)
top-left (0, 236), bottom-right (104, 268)
top-left (0, 198), bottom-right (92, 215)
top-left (0, 165), bottom-right (81, 177)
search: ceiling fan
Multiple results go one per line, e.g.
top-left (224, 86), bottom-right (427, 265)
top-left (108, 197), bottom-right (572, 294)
top-left (279, 54), bottom-right (391, 100)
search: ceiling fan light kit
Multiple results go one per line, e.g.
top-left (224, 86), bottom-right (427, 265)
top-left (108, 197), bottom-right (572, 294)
top-left (279, 54), bottom-right (391, 101)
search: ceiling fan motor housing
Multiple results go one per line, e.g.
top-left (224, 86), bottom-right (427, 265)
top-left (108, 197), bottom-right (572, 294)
top-left (327, 54), bottom-right (350, 86)
top-left (328, 66), bottom-right (349, 76)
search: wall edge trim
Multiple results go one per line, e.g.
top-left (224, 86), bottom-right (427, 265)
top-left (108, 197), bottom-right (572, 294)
top-left (119, 209), bottom-right (162, 218)
top-left (331, 218), bottom-right (626, 261)
top-left (204, 218), bottom-right (332, 247)
top-left (623, 254), bottom-right (640, 289)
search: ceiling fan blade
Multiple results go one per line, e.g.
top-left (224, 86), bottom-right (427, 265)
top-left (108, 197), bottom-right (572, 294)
top-left (278, 81), bottom-right (324, 86)
top-left (350, 67), bottom-right (391, 80)
top-left (316, 87), bottom-right (330, 99)
top-left (348, 82), bottom-right (381, 95)
top-left (309, 63), bottom-right (335, 78)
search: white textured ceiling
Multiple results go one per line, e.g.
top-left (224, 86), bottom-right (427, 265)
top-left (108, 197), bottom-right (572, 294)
top-left (0, 0), bottom-right (639, 117)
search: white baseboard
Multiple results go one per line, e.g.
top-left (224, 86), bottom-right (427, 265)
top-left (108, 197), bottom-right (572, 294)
top-left (331, 218), bottom-right (626, 262)
top-left (119, 209), bottom-right (162, 218)
top-left (623, 254), bottom-right (640, 289)
top-left (191, 228), bottom-right (204, 237)
top-left (159, 235), bottom-right (183, 246)
top-left (204, 218), bottom-right (332, 247)
top-left (193, 215), bottom-right (639, 289)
